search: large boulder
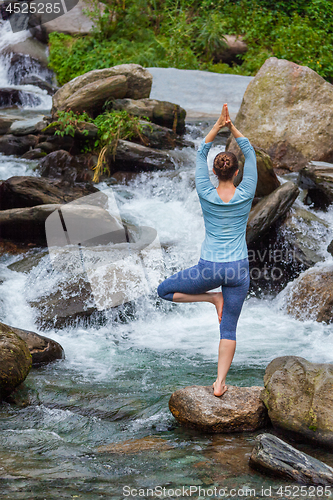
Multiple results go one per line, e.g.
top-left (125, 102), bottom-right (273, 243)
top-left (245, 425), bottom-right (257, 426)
top-left (227, 57), bottom-right (333, 172)
top-left (107, 140), bottom-right (175, 174)
top-left (52, 64), bottom-right (153, 114)
top-left (169, 385), bottom-right (268, 433)
top-left (0, 134), bottom-right (38, 156)
top-left (250, 433), bottom-right (333, 484)
top-left (283, 265), bottom-right (333, 323)
top-left (246, 181), bottom-right (300, 245)
top-left (298, 161), bottom-right (333, 210)
top-left (37, 150), bottom-right (96, 183)
top-left (232, 144), bottom-right (280, 198)
top-left (58, 75), bottom-right (128, 116)
top-left (1, 322), bottom-right (64, 366)
top-left (0, 175), bottom-right (100, 210)
top-left (111, 98), bottom-right (186, 134)
top-left (261, 356), bottom-right (333, 449)
top-left (0, 323), bottom-right (32, 401)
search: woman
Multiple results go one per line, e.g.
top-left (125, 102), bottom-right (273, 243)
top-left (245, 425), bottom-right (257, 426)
top-left (157, 103), bottom-right (257, 397)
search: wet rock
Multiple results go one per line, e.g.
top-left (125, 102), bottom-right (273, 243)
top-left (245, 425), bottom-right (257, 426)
top-left (261, 356), bottom-right (333, 449)
top-left (134, 121), bottom-right (191, 150)
top-left (9, 116), bottom-right (45, 136)
top-left (37, 150), bottom-right (95, 183)
top-left (169, 385), bottom-right (268, 433)
top-left (0, 116), bottom-right (14, 135)
top-left (21, 148), bottom-right (47, 160)
top-left (0, 176), bottom-right (100, 210)
top-left (249, 433), bottom-right (333, 484)
top-left (0, 323), bottom-right (32, 401)
top-left (328, 240), bottom-right (333, 256)
top-left (111, 98), bottom-right (186, 134)
top-left (283, 265), bottom-right (333, 324)
top-left (0, 204), bottom-right (62, 244)
top-left (7, 53), bottom-right (54, 86)
top-left (37, 133), bottom-right (75, 152)
top-left (4, 323), bottom-right (64, 366)
top-left (280, 206), bottom-right (330, 268)
top-left (19, 75), bottom-right (57, 95)
top-left (107, 140), bottom-right (175, 174)
top-left (232, 144), bottom-right (280, 198)
top-left (0, 134), bottom-right (38, 156)
top-left (246, 182), bottom-right (300, 245)
top-left (226, 57), bottom-right (333, 172)
top-left (52, 64), bottom-right (153, 114)
top-left (3, 37), bottom-right (48, 66)
top-left (0, 88), bottom-right (41, 108)
top-left (298, 161), bottom-right (333, 210)
top-left (58, 75), bottom-right (128, 116)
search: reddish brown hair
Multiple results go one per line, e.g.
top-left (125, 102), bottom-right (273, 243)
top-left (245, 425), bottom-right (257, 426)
top-left (213, 152), bottom-right (238, 181)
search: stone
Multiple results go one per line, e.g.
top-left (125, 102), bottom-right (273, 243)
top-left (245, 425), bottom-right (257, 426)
top-left (246, 182), bottom-right (300, 245)
top-left (0, 323), bottom-right (32, 401)
top-left (111, 98), bottom-right (186, 134)
top-left (0, 204), bottom-right (62, 244)
top-left (19, 75), bottom-right (57, 96)
top-left (0, 176), bottom-right (100, 210)
top-left (9, 116), bottom-right (45, 136)
top-left (283, 265), bottom-right (333, 324)
top-left (96, 436), bottom-right (173, 454)
top-left (7, 53), bottom-right (54, 86)
top-left (216, 35), bottom-right (248, 65)
top-left (58, 75), bottom-right (128, 116)
top-left (0, 88), bottom-right (41, 108)
top-left (134, 121), bottom-right (191, 150)
top-left (298, 161), bottom-right (333, 210)
top-left (328, 240), bottom-right (333, 256)
top-left (0, 134), bottom-right (38, 156)
top-left (52, 64), bottom-right (153, 114)
top-left (249, 433), bottom-right (333, 484)
top-left (261, 356), bottom-right (333, 449)
top-left (168, 385), bottom-right (268, 433)
top-left (21, 148), bottom-right (47, 160)
top-left (107, 140), bottom-right (175, 174)
top-left (0, 117), bottom-right (14, 135)
top-left (226, 57), bottom-right (333, 172)
top-left (1, 322), bottom-right (64, 366)
top-left (3, 37), bottom-right (48, 66)
top-left (231, 144), bottom-right (280, 198)
top-left (37, 150), bottom-right (95, 183)
top-left (280, 206), bottom-right (330, 268)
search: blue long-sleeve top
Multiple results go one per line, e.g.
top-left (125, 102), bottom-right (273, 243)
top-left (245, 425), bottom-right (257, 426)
top-left (195, 136), bottom-right (257, 262)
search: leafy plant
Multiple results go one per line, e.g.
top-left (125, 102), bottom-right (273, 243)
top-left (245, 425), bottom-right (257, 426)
top-left (49, 110), bottom-right (93, 137)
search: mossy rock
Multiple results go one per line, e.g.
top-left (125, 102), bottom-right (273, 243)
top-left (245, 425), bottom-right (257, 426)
top-left (0, 323), bottom-right (32, 401)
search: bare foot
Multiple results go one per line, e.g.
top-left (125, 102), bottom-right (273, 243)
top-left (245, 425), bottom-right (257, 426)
top-left (212, 380), bottom-right (228, 397)
top-left (210, 292), bottom-right (224, 323)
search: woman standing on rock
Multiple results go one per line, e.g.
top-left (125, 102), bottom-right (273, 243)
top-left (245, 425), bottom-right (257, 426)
top-left (157, 104), bottom-right (257, 397)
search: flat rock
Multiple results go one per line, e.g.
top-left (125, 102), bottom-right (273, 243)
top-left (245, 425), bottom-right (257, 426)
top-left (250, 433), bottom-right (333, 484)
top-left (246, 181), bottom-right (300, 245)
top-left (0, 134), bottom-right (38, 156)
top-left (227, 57), bottom-right (333, 172)
top-left (169, 385), bottom-right (268, 433)
top-left (9, 116), bottom-right (45, 136)
top-left (1, 322), bottom-right (64, 366)
top-left (0, 323), bottom-right (32, 401)
top-left (261, 356), bottom-right (333, 449)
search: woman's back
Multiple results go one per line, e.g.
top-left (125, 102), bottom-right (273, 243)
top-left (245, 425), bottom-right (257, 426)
top-left (195, 137), bottom-right (257, 263)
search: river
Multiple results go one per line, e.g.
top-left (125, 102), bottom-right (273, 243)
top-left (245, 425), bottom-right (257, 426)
top-left (1, 19), bottom-right (333, 500)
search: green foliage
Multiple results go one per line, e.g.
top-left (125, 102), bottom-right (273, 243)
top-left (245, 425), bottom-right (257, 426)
top-left (49, 110), bottom-right (93, 137)
top-left (48, 0), bottom-right (333, 84)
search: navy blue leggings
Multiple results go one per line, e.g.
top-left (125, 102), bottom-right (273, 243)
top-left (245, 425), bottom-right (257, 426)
top-left (157, 257), bottom-right (250, 340)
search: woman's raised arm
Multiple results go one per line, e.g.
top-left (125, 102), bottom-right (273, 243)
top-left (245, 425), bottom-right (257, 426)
top-left (204, 103), bottom-right (228, 144)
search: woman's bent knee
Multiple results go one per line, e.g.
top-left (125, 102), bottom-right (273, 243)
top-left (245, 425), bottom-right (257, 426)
top-left (220, 330), bottom-right (236, 341)
top-left (157, 282), bottom-right (174, 302)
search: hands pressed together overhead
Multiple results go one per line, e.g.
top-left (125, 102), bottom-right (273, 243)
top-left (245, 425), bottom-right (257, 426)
top-left (216, 103), bottom-right (232, 130)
